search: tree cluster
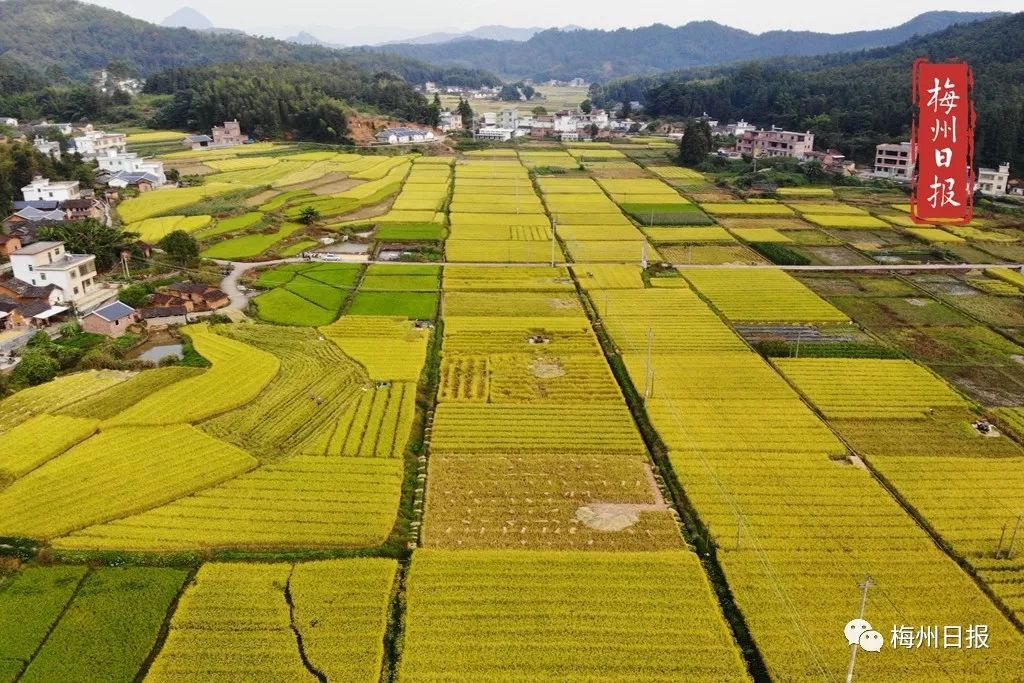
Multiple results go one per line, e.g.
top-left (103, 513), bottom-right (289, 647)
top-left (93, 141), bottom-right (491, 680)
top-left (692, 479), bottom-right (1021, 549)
top-left (0, 142), bottom-right (96, 216)
top-left (38, 219), bottom-right (138, 272)
top-left (147, 62), bottom-right (436, 143)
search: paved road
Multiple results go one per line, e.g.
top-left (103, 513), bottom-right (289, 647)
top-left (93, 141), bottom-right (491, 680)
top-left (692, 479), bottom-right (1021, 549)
top-left (217, 258), bottom-right (1024, 274)
top-left (213, 257), bottom-right (305, 312)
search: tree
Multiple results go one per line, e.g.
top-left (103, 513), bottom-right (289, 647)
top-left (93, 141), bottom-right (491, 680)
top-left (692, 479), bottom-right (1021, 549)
top-left (425, 92), bottom-right (442, 128)
top-left (457, 98), bottom-right (474, 128)
top-left (678, 119), bottom-right (714, 165)
top-left (619, 99), bottom-right (632, 119)
top-left (580, 99), bottom-right (593, 114)
top-left (532, 105), bottom-right (548, 116)
top-left (299, 206), bottom-right (321, 226)
top-left (588, 123), bottom-right (599, 139)
top-left (38, 219), bottom-right (135, 272)
top-left (159, 230), bottom-right (199, 265)
top-left (118, 283), bottom-right (154, 308)
top-left (11, 349), bottom-right (59, 387)
top-left (522, 85), bottom-right (535, 100)
top-left (498, 84), bottom-right (521, 101)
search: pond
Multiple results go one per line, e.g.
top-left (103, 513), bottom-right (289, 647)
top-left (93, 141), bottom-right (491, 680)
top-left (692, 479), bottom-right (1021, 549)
top-left (137, 343), bottom-right (183, 363)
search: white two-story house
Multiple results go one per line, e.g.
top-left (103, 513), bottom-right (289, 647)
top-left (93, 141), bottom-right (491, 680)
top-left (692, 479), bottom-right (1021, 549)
top-left (10, 241), bottom-right (100, 307)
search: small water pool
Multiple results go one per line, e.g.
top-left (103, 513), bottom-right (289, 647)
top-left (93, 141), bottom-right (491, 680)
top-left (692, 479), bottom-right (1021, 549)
top-left (137, 343), bottom-right (183, 363)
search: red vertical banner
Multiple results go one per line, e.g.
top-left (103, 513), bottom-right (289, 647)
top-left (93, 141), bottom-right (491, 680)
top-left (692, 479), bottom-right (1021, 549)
top-left (911, 59), bottom-right (975, 224)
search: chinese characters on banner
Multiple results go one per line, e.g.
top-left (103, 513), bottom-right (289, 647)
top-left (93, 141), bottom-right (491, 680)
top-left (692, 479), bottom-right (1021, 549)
top-left (911, 59), bottom-right (975, 224)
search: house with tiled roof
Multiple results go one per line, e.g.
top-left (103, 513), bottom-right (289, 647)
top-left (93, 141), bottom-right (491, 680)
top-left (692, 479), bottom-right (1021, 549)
top-left (81, 301), bottom-right (138, 337)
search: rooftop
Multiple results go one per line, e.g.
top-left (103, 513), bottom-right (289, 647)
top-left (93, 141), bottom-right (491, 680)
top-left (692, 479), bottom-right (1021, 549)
top-left (37, 254), bottom-right (94, 271)
top-left (12, 241), bottom-right (63, 255)
top-left (90, 301), bottom-right (135, 321)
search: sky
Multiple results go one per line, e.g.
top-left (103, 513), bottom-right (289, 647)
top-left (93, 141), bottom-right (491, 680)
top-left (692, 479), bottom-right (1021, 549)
top-left (80, 0), bottom-right (1024, 44)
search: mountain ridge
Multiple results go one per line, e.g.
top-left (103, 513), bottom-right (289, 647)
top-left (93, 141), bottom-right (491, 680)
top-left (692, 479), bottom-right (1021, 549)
top-left (0, 0), bottom-right (498, 86)
top-left (367, 10), bottom-right (1006, 81)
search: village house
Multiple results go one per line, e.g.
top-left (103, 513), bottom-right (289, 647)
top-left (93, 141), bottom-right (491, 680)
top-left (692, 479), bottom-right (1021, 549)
top-left (475, 127), bottom-right (516, 142)
top-left (21, 176), bottom-right (80, 202)
top-left (139, 305), bottom-right (190, 327)
top-left (160, 282), bottom-right (230, 311)
top-left (181, 121), bottom-right (248, 150)
top-left (212, 120), bottom-right (247, 147)
top-left (873, 142), bottom-right (914, 180)
top-left (737, 127), bottom-right (815, 159)
top-left (32, 137), bottom-right (61, 158)
top-left (62, 198), bottom-right (107, 222)
top-left (375, 127), bottom-right (437, 145)
top-left (147, 292), bottom-right (195, 313)
top-left (0, 116), bottom-right (18, 127)
top-left (97, 150), bottom-right (167, 186)
top-left (530, 116), bottom-right (555, 138)
top-left (977, 163), bottom-right (1010, 196)
top-left (0, 234), bottom-right (23, 257)
top-left (438, 111), bottom-right (463, 132)
top-left (182, 134), bottom-right (213, 151)
top-left (69, 128), bottom-right (127, 159)
top-left (5, 203), bottom-right (67, 225)
top-left (0, 270), bottom-right (65, 329)
top-left (804, 148), bottom-right (856, 175)
top-left (80, 301), bottom-right (138, 337)
top-left (498, 108), bottom-right (519, 129)
top-left (7, 241), bottom-right (103, 310)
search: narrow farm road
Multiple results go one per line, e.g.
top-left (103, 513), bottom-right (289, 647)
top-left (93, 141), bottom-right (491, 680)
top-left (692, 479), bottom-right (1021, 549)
top-left (213, 257), bottom-right (305, 312)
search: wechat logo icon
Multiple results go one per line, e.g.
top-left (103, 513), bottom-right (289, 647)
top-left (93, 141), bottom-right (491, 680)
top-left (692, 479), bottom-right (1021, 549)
top-left (845, 619), bottom-right (884, 653)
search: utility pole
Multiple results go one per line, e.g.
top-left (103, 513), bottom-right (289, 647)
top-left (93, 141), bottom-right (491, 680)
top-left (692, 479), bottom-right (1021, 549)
top-left (846, 575), bottom-right (874, 683)
top-left (551, 218), bottom-right (558, 267)
top-left (121, 253), bottom-right (131, 279)
top-left (1007, 515), bottom-right (1022, 559)
top-left (641, 241), bottom-right (649, 270)
top-left (794, 329), bottom-right (803, 359)
top-left (644, 328), bottom-right (655, 403)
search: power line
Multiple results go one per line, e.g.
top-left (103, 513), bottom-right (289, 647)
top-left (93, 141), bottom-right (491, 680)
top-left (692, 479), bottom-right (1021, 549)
top-left (597, 292), bottom-right (838, 683)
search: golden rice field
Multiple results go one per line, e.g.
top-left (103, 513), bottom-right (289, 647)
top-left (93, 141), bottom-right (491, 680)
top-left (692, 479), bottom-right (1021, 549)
top-left (775, 358), bottom-right (969, 419)
top-left (146, 560), bottom-right (395, 682)
top-left (400, 551), bottom-right (750, 681)
top-left (118, 183), bottom-right (246, 223)
top-left (7, 143), bottom-right (1024, 682)
top-left (590, 272), bottom-right (1024, 681)
top-left (682, 268), bottom-right (850, 323)
top-left (104, 325), bottom-right (280, 427)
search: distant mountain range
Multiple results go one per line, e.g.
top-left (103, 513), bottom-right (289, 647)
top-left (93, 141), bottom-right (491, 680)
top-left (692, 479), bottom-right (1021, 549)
top-left (0, 0), bottom-right (498, 86)
top-left (160, 6), bottom-right (245, 36)
top-left (283, 24), bottom-right (585, 48)
top-left (370, 10), bottom-right (1006, 81)
top-left (594, 12), bottom-right (1024, 170)
top-left (383, 25), bottom-right (584, 45)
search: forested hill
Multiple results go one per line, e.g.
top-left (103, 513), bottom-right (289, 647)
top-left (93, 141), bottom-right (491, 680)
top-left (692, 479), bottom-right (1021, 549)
top-left (593, 12), bottom-right (1024, 172)
top-left (0, 0), bottom-right (497, 86)
top-left (370, 11), bottom-right (1001, 81)
top-left (145, 63), bottom-right (436, 142)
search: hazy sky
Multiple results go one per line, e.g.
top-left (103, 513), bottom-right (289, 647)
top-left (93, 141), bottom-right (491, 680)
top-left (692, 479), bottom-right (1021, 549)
top-left (81, 0), bottom-right (1024, 43)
